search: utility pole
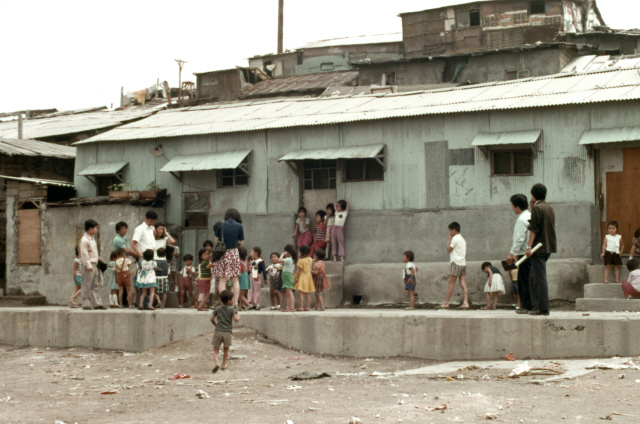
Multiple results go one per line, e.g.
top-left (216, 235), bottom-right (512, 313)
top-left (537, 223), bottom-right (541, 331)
top-left (174, 59), bottom-right (187, 103)
top-left (277, 0), bottom-right (284, 54)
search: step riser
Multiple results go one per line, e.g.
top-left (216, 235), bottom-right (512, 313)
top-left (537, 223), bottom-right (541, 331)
top-left (583, 283), bottom-right (626, 299)
top-left (576, 298), bottom-right (640, 312)
top-left (587, 265), bottom-right (630, 285)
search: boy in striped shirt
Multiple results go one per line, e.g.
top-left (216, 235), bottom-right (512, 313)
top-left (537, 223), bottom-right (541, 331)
top-left (310, 210), bottom-right (327, 258)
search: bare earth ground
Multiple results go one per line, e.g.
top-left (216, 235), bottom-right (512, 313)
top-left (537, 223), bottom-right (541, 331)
top-left (1, 328), bottom-right (638, 424)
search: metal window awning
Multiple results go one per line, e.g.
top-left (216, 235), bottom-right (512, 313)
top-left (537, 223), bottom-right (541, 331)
top-left (471, 131), bottom-right (542, 147)
top-left (579, 127), bottom-right (640, 146)
top-left (78, 161), bottom-right (128, 185)
top-left (279, 144), bottom-right (386, 174)
top-left (160, 150), bottom-right (251, 181)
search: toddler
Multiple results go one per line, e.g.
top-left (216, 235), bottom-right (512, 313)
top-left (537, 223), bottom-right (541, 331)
top-left (310, 210), bottom-right (327, 258)
top-left (311, 249), bottom-right (329, 311)
top-left (210, 289), bottom-right (240, 373)
top-left (481, 262), bottom-right (506, 310)
top-left (293, 207), bottom-right (312, 247)
top-left (278, 244), bottom-right (297, 312)
top-left (69, 246), bottom-right (83, 308)
top-left (197, 248), bottom-right (213, 311)
top-left (203, 240), bottom-right (214, 252)
top-left (325, 203), bottom-right (335, 258)
top-left (295, 244), bottom-right (315, 311)
top-left (601, 221), bottom-right (624, 284)
top-left (137, 249), bottom-right (158, 310)
top-left (238, 247), bottom-right (252, 310)
top-left (155, 248), bottom-right (170, 309)
top-left (332, 200), bottom-right (349, 262)
top-left (114, 248), bottom-right (133, 308)
top-left (166, 240), bottom-right (179, 291)
top-left (403, 251), bottom-right (417, 310)
top-left (179, 254), bottom-right (196, 308)
top-left (630, 228), bottom-right (640, 260)
top-left (107, 251), bottom-right (120, 308)
top-left (621, 259), bottom-right (640, 299)
top-left (248, 247), bottom-right (267, 310)
top-left (441, 222), bottom-right (469, 309)
top-left (267, 252), bottom-right (283, 310)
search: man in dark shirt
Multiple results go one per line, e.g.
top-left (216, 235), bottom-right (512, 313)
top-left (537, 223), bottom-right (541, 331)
top-left (525, 183), bottom-right (557, 316)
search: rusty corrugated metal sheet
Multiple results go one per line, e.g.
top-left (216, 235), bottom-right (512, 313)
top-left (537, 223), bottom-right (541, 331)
top-left (0, 137), bottom-right (76, 158)
top-left (279, 144), bottom-right (384, 161)
top-left (160, 150), bottom-right (251, 172)
top-left (241, 71), bottom-right (359, 99)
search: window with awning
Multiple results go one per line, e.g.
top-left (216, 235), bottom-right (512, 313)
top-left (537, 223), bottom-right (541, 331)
top-left (78, 161), bottom-right (128, 196)
top-left (471, 131), bottom-right (541, 177)
top-left (160, 150), bottom-right (251, 186)
top-left (579, 127), bottom-right (640, 146)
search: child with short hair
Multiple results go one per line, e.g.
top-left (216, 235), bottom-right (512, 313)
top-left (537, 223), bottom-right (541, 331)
top-left (166, 239), bottom-right (179, 291)
top-left (197, 248), bottom-right (213, 311)
top-left (237, 247), bottom-right (252, 310)
top-left (248, 247), bottom-right (267, 310)
top-left (442, 222), bottom-right (469, 309)
top-left (295, 244), bottom-right (315, 311)
top-left (293, 207), bottom-right (312, 247)
top-left (267, 252), bottom-right (283, 310)
top-left (278, 244), bottom-right (297, 312)
top-left (69, 246), bottom-right (83, 308)
top-left (310, 210), bottom-right (327, 258)
top-left (114, 248), bottom-right (133, 308)
top-left (325, 203), bottom-right (335, 258)
top-left (622, 259), bottom-right (640, 299)
top-left (630, 228), bottom-right (640, 260)
top-left (203, 240), bottom-right (214, 252)
top-left (481, 262), bottom-right (506, 310)
top-left (155, 248), bottom-right (169, 309)
top-left (179, 254), bottom-right (196, 308)
top-left (601, 221), bottom-right (624, 284)
top-left (210, 289), bottom-right (241, 373)
top-left (403, 251), bottom-right (417, 310)
top-left (107, 251), bottom-right (120, 308)
top-left (137, 249), bottom-right (158, 310)
top-left (332, 200), bottom-right (349, 262)
top-left (311, 249), bottom-right (329, 311)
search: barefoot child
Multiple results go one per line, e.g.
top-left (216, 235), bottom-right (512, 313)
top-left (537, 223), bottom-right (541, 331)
top-left (622, 259), bottom-right (640, 299)
top-left (137, 249), bottom-right (158, 310)
top-left (248, 247), bottom-right (267, 310)
top-left (310, 210), bottom-right (327, 258)
top-left (295, 245), bottom-right (315, 311)
top-left (210, 289), bottom-right (240, 373)
top-left (69, 247), bottom-right (83, 308)
top-left (114, 248), bottom-right (133, 308)
top-left (481, 262), bottom-right (506, 310)
top-left (442, 222), bottom-right (469, 309)
top-left (279, 245), bottom-right (297, 312)
top-left (325, 203), bottom-right (335, 258)
top-left (155, 248), bottom-right (169, 309)
top-left (179, 254), bottom-right (196, 308)
top-left (197, 249), bottom-right (213, 311)
top-left (267, 253), bottom-right (283, 310)
top-left (292, 207), bottom-right (312, 248)
top-left (311, 249), bottom-right (329, 311)
top-left (107, 251), bottom-right (120, 308)
top-left (237, 247), bottom-right (252, 310)
top-left (403, 251), bottom-right (417, 310)
top-left (332, 200), bottom-right (349, 262)
top-left (601, 221), bottom-right (624, 284)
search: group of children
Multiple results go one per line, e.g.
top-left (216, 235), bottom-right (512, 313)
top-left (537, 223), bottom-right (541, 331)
top-left (599, 221), bottom-right (640, 300)
top-left (293, 201), bottom-right (349, 263)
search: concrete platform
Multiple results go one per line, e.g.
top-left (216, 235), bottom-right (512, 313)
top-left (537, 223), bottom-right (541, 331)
top-left (576, 298), bottom-right (640, 312)
top-left (583, 283), bottom-right (625, 299)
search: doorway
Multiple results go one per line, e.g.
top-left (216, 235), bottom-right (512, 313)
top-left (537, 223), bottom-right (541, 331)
top-left (182, 192), bottom-right (210, 261)
top-left (604, 147), bottom-right (640, 248)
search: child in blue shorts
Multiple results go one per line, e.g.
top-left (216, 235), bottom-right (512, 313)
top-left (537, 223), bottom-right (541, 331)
top-left (403, 251), bottom-right (417, 310)
top-left (69, 246), bottom-right (83, 308)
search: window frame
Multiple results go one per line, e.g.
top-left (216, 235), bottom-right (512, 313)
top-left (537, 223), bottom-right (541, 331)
top-left (303, 159), bottom-right (337, 190)
top-left (217, 156), bottom-right (250, 188)
top-left (491, 149), bottom-right (534, 177)
top-left (469, 9), bottom-right (481, 27)
top-left (530, 0), bottom-right (546, 15)
top-left (506, 69), bottom-right (531, 80)
top-left (320, 62), bottom-right (335, 71)
top-left (182, 192), bottom-right (210, 229)
top-left (382, 72), bottom-right (396, 86)
top-left (343, 158), bottom-right (386, 183)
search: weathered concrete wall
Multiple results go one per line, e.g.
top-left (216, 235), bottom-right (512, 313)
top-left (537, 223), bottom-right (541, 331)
top-left (6, 203), bottom-right (164, 305)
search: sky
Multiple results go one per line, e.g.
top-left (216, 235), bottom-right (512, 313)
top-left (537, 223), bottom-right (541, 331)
top-left (0, 0), bottom-right (638, 114)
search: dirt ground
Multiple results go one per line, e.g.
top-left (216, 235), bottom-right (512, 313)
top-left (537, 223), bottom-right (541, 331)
top-left (1, 328), bottom-right (638, 424)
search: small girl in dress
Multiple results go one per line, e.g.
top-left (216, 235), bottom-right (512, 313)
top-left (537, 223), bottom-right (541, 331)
top-left (295, 244), bottom-right (315, 311)
top-left (332, 200), bottom-right (349, 262)
top-left (196, 248), bottom-right (213, 311)
top-left (325, 203), bottom-right (335, 258)
top-left (403, 251), bottom-right (417, 310)
top-left (278, 244), bottom-right (297, 312)
top-left (248, 247), bottom-right (266, 310)
top-left (69, 246), bottom-right (83, 308)
top-left (237, 247), bottom-right (252, 310)
top-left (107, 251), bottom-right (120, 308)
top-left (310, 210), bottom-right (327, 258)
top-left (481, 262), bottom-right (506, 310)
top-left (137, 249), bottom-right (158, 310)
top-left (267, 252), bottom-right (283, 310)
top-left (293, 207), bottom-right (313, 248)
top-left (311, 249), bottom-right (329, 311)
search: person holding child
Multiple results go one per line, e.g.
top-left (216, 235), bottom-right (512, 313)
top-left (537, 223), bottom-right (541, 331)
top-left (601, 221), bottom-right (624, 284)
top-left (294, 245), bottom-right (315, 311)
top-left (403, 251), bottom-right (417, 310)
top-left (481, 262), bottom-right (506, 310)
top-left (441, 222), bottom-right (469, 309)
top-left (311, 249), bottom-right (329, 311)
top-left (210, 289), bottom-right (241, 373)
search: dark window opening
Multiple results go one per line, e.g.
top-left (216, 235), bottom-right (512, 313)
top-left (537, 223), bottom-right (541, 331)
top-left (183, 193), bottom-right (209, 228)
top-left (492, 150), bottom-right (533, 176)
top-left (218, 157), bottom-right (249, 187)
top-left (345, 159), bottom-right (385, 182)
top-left (506, 71), bottom-right (519, 80)
top-left (470, 9), bottom-right (481, 26)
top-left (263, 60), bottom-right (273, 77)
top-left (303, 160), bottom-right (336, 190)
top-left (297, 52), bottom-right (304, 65)
top-left (96, 176), bottom-right (116, 196)
top-left (383, 72), bottom-right (396, 85)
top-left (320, 62), bottom-right (335, 71)
top-left (530, 1), bottom-right (546, 14)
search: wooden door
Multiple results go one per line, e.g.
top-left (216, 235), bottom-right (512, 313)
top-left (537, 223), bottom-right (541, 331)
top-left (605, 147), bottom-right (640, 248)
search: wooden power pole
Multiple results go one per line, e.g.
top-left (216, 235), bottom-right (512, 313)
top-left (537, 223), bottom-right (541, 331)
top-left (277, 0), bottom-right (284, 54)
top-left (174, 59), bottom-right (187, 102)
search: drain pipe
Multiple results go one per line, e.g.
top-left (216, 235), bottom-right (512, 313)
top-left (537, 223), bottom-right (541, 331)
top-left (18, 114), bottom-right (23, 139)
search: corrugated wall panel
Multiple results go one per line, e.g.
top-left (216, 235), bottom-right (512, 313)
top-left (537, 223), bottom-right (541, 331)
top-left (266, 128), bottom-right (301, 214)
top-left (74, 144), bottom-right (98, 198)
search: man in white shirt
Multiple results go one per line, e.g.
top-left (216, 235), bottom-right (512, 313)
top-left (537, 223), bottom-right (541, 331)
top-left (505, 194), bottom-right (532, 314)
top-left (80, 219), bottom-right (106, 310)
top-left (132, 210), bottom-right (158, 260)
top-left (442, 222), bottom-right (469, 309)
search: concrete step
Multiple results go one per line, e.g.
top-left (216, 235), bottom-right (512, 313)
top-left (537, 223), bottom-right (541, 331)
top-left (583, 283), bottom-right (625, 299)
top-left (576, 298), bottom-right (640, 312)
top-left (587, 265), bottom-right (630, 285)
top-left (0, 295), bottom-right (47, 305)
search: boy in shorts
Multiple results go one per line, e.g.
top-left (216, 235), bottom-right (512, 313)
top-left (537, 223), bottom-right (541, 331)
top-left (211, 289), bottom-right (240, 373)
top-left (441, 222), bottom-right (469, 309)
top-left (155, 248), bottom-right (169, 309)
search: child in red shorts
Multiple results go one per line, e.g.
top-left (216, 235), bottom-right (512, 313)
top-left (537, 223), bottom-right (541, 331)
top-left (179, 254), bottom-right (196, 308)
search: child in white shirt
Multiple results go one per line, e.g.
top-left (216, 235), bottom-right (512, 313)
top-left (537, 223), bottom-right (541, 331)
top-left (403, 251), bottom-right (417, 310)
top-left (441, 222), bottom-right (469, 309)
top-left (601, 221), bottom-right (624, 284)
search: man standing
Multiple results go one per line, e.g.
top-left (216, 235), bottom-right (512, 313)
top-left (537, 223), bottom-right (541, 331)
top-left (80, 219), bottom-right (106, 310)
top-left (505, 194), bottom-right (532, 314)
top-left (525, 183), bottom-right (557, 316)
top-left (132, 211), bottom-right (158, 260)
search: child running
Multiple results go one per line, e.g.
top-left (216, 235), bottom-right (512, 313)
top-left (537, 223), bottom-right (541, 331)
top-left (69, 246), bottom-right (83, 308)
top-left (601, 221), bottom-right (624, 284)
top-left (311, 249), bottom-right (329, 311)
top-left (279, 245), bottom-right (297, 312)
top-left (114, 248), bottom-right (133, 308)
top-left (107, 251), bottom-right (120, 308)
top-left (210, 289), bottom-right (241, 373)
top-left (179, 254), bottom-right (196, 308)
top-left (295, 244), bottom-right (315, 311)
top-left (267, 252), bottom-right (283, 310)
top-left (332, 200), bottom-right (349, 262)
top-left (403, 251), bottom-right (417, 310)
top-left (481, 262), bottom-right (506, 310)
top-left (293, 207), bottom-right (312, 248)
top-left (237, 247), bottom-right (252, 310)
top-left (155, 248), bottom-right (169, 309)
top-left (196, 249), bottom-right (213, 311)
top-left (137, 249), bottom-right (158, 310)
top-left (441, 222), bottom-right (470, 309)
top-left (248, 247), bottom-right (266, 310)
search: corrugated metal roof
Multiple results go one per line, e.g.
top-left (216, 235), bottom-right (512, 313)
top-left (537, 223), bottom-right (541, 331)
top-left (280, 144), bottom-right (385, 161)
top-left (297, 33), bottom-right (402, 49)
top-left (241, 71), bottom-right (359, 99)
top-left (579, 127), bottom-right (640, 145)
top-left (78, 162), bottom-right (128, 176)
top-left (0, 175), bottom-right (74, 187)
top-left (471, 130), bottom-right (542, 146)
top-left (561, 55), bottom-right (640, 73)
top-left (0, 137), bottom-right (76, 158)
top-left (160, 150), bottom-right (251, 172)
top-left (77, 66), bottom-right (640, 144)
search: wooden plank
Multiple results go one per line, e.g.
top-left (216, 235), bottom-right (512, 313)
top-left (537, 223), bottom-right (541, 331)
top-left (17, 209), bottom-right (41, 264)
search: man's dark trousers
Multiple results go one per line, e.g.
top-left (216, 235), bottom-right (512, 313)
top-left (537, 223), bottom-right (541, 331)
top-left (529, 253), bottom-right (551, 313)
